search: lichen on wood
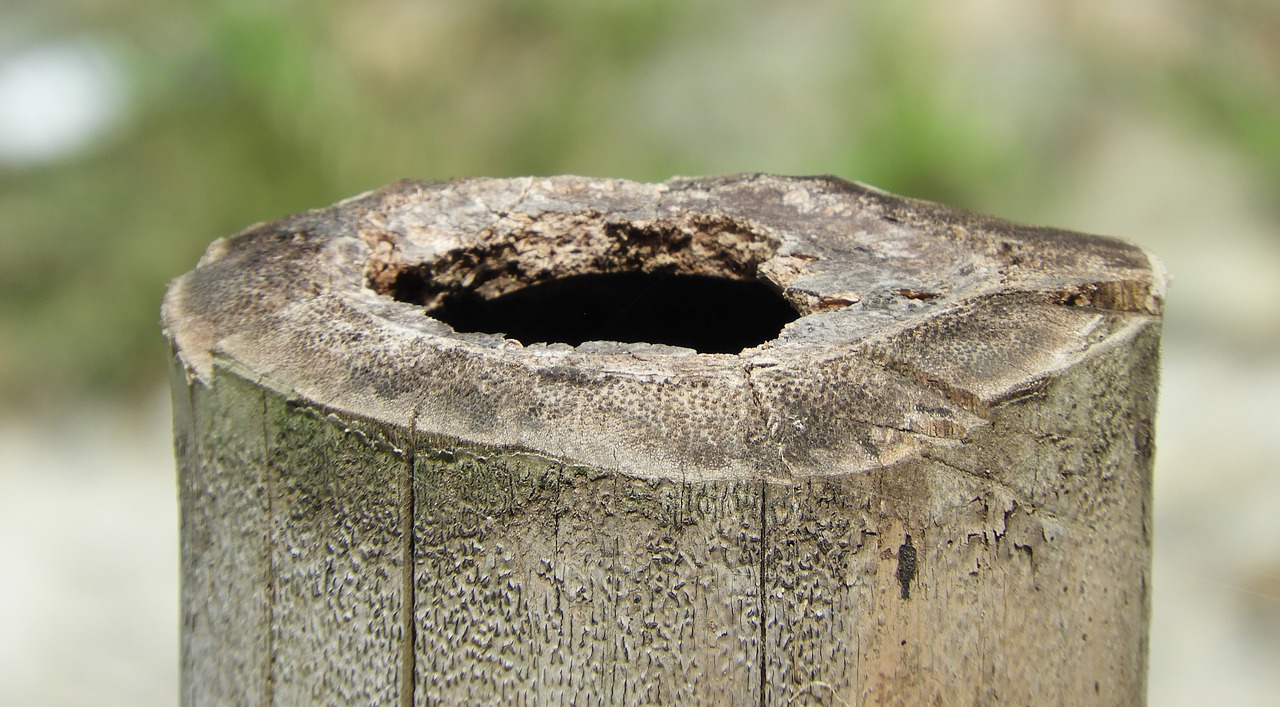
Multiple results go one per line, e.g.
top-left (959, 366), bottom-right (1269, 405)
top-left (164, 174), bottom-right (1165, 705)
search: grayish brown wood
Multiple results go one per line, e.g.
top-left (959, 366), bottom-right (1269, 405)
top-left (164, 174), bottom-right (1165, 705)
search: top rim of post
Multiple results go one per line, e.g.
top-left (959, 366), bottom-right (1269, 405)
top-left (162, 173), bottom-right (1166, 482)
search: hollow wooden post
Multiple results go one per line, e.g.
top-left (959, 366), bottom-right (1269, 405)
top-left (163, 175), bottom-right (1165, 705)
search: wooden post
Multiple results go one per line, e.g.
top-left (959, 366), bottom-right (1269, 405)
top-left (163, 175), bottom-right (1165, 705)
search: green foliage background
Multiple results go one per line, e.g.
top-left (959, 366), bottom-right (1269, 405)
top-left (2, 0), bottom-right (1277, 408)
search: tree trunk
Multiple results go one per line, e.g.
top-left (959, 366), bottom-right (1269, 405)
top-left (163, 174), bottom-right (1165, 705)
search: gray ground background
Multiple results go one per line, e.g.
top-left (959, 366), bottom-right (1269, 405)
top-left (2, 2), bottom-right (1279, 704)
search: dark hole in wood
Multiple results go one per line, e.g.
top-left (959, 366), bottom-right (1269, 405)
top-left (425, 271), bottom-right (799, 354)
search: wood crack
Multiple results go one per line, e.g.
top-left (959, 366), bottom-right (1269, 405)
top-left (398, 408), bottom-right (419, 707)
top-left (259, 387), bottom-right (277, 706)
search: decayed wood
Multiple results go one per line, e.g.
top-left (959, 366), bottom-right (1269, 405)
top-left (163, 174), bottom-right (1165, 705)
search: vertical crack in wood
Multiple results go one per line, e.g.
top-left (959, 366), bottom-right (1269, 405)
top-left (739, 359), bottom-right (774, 706)
top-left (259, 388), bottom-right (277, 705)
top-left (187, 399), bottom-right (195, 704)
top-left (758, 479), bottom-right (768, 707)
top-left (398, 409), bottom-right (419, 707)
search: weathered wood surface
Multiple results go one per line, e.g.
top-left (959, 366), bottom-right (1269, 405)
top-left (163, 174), bottom-right (1165, 705)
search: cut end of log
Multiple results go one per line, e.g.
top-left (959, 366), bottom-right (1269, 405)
top-left (162, 174), bottom-right (1164, 482)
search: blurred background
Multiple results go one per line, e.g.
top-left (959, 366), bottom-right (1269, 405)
top-left (1, 0), bottom-right (1278, 704)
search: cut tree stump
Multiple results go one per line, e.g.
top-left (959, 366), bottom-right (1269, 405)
top-left (163, 174), bottom-right (1165, 705)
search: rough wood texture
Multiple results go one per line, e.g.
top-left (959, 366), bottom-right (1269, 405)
top-left (164, 174), bottom-right (1165, 705)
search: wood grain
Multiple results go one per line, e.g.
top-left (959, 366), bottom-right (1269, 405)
top-left (165, 174), bottom-right (1164, 705)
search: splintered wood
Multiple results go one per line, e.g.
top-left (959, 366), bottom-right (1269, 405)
top-left (164, 174), bottom-right (1164, 705)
